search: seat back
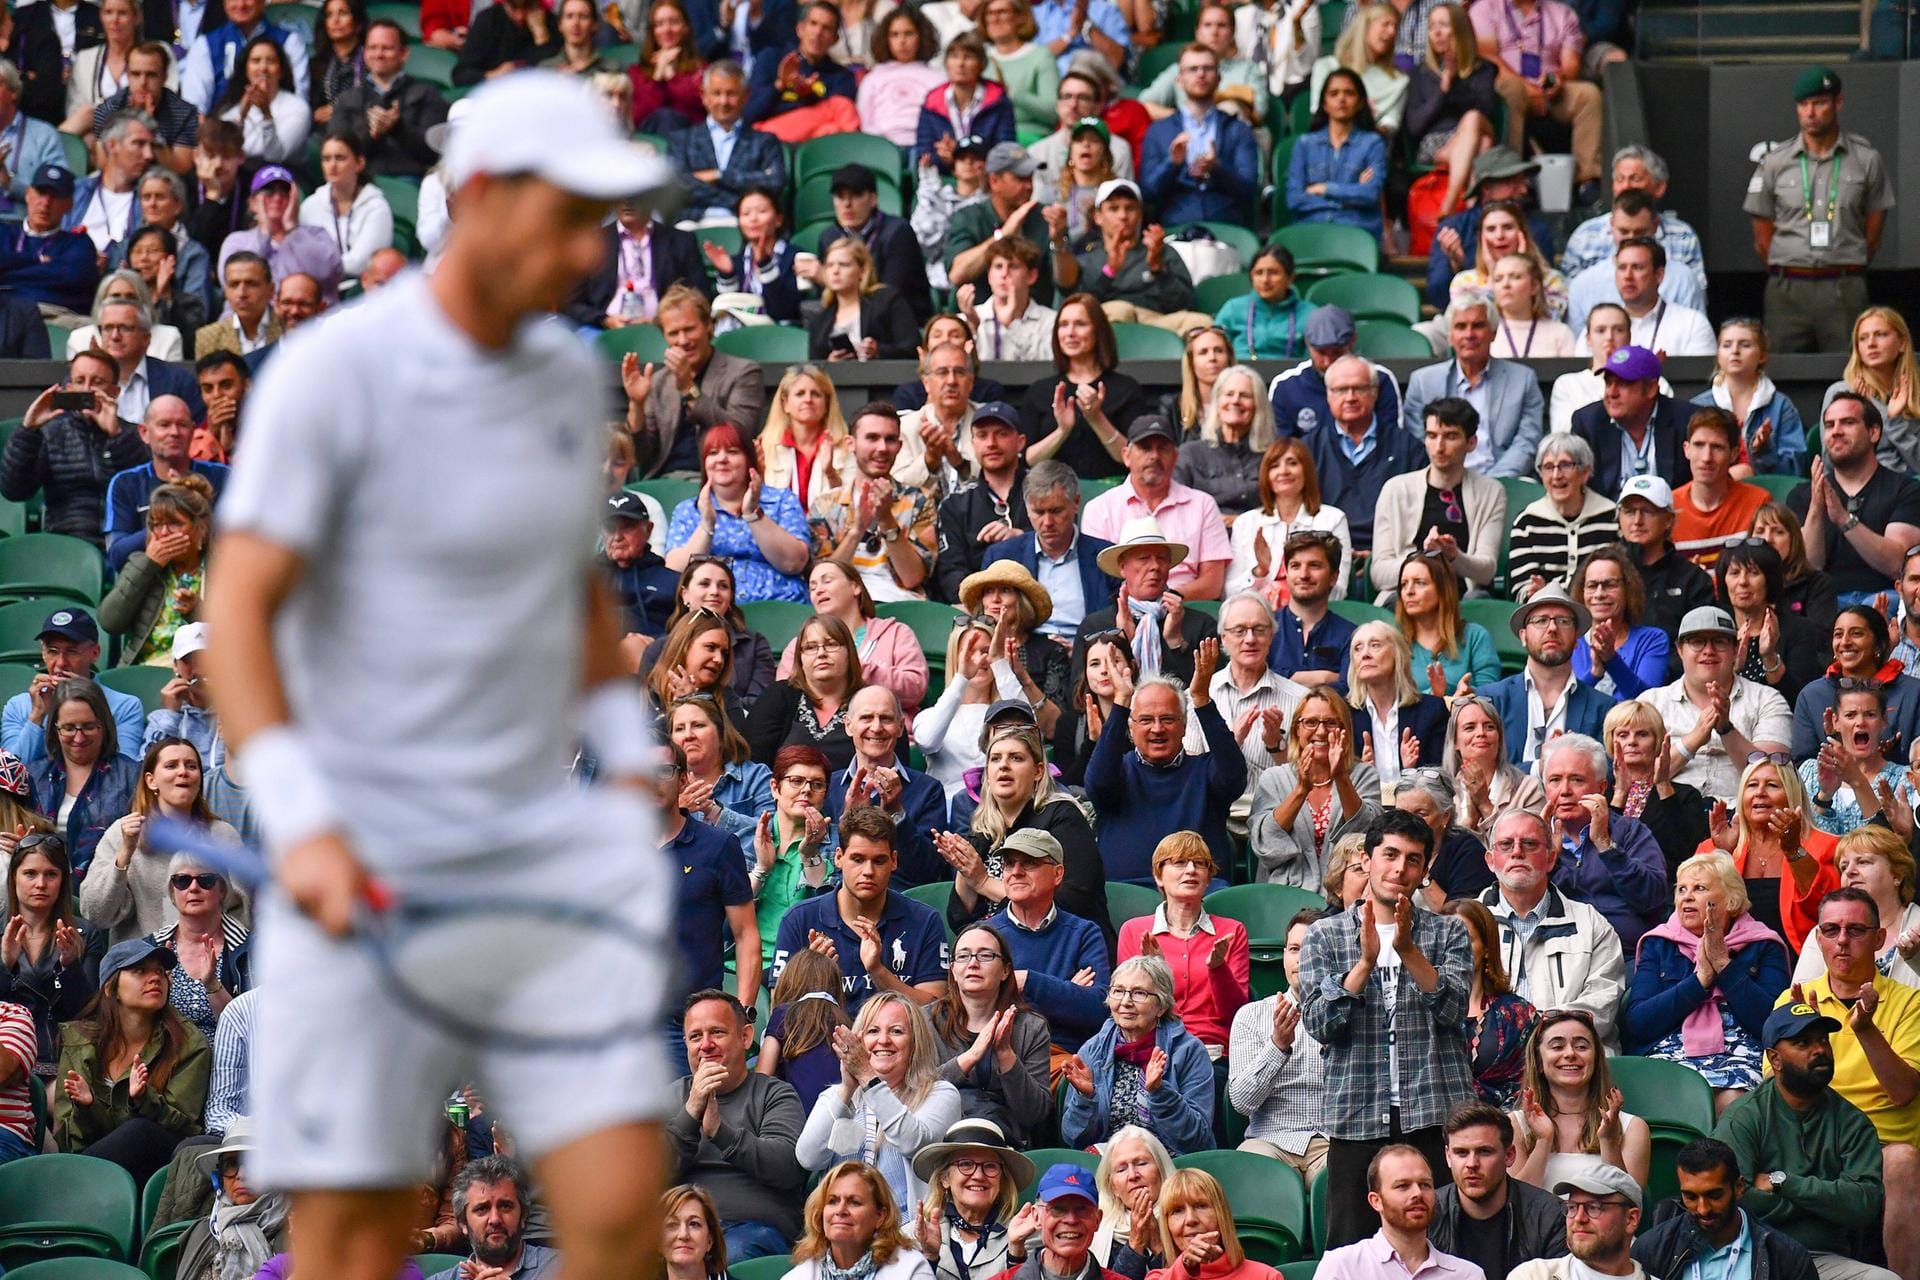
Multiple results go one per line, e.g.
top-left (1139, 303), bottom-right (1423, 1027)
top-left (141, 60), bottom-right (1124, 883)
top-left (729, 1256), bottom-right (793, 1280)
top-left (715, 326), bottom-right (811, 364)
top-left (0, 535), bottom-right (105, 607)
top-left (1111, 324), bottom-right (1187, 361)
top-left (0, 1154), bottom-right (140, 1264)
top-left (1608, 1056), bottom-right (1715, 1138)
top-left (5, 1260), bottom-right (151, 1280)
top-left (1353, 321), bottom-right (1437, 360)
top-left (1306, 274), bottom-right (1420, 325)
top-left (99, 666), bottom-right (172, 717)
top-left (593, 325), bottom-right (668, 364)
top-left (738, 601), bottom-right (817, 655)
top-left (873, 601), bottom-right (961, 675)
top-left (1017, 1148), bottom-right (1102, 1203)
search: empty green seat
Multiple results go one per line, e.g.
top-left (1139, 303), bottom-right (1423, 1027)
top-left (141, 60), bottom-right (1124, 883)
top-left (600, 41), bottom-right (639, 68)
top-left (0, 1154), bottom-right (140, 1268)
top-left (407, 45), bottom-right (457, 88)
top-left (371, 176), bottom-right (420, 257)
top-left (1328, 600), bottom-right (1392, 627)
top-left (628, 478), bottom-right (699, 517)
top-left (1205, 883), bottom-right (1328, 997)
top-left (367, 1), bottom-right (421, 36)
top-left (0, 534), bottom-right (104, 607)
top-left (413, 1254), bottom-right (471, 1279)
top-left (1271, 223), bottom-right (1379, 278)
top-left (729, 1257), bottom-right (791, 1280)
top-left (1608, 1056), bottom-right (1714, 1139)
top-left (6, 1261), bottom-right (151, 1280)
top-left (1111, 323), bottom-right (1186, 361)
top-left (874, 600), bottom-right (961, 674)
top-left (901, 882), bottom-right (956, 942)
top-left (739, 600), bottom-right (815, 654)
top-left (1194, 271), bottom-right (1252, 315)
top-left (1104, 881), bottom-right (1163, 934)
top-left (594, 324), bottom-right (667, 364)
top-left (1354, 320), bottom-right (1436, 360)
top-left (99, 665), bottom-right (172, 717)
top-left (715, 326), bottom-right (809, 363)
top-left (793, 134), bottom-right (905, 189)
top-left (1131, 41), bottom-right (1184, 87)
top-left (1747, 472), bottom-right (1804, 503)
top-left (1307, 273), bottom-right (1421, 325)
top-left (1461, 598), bottom-right (1524, 673)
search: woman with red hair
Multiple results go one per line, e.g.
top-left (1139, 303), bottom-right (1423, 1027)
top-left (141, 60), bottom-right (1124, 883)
top-left (666, 423), bottom-right (812, 602)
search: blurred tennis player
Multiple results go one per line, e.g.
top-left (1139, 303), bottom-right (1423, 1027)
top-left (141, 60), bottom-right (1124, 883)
top-left (203, 72), bottom-right (677, 1280)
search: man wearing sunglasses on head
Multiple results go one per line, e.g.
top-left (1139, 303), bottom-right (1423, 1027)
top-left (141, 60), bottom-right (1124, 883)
top-left (1367, 398), bottom-right (1507, 606)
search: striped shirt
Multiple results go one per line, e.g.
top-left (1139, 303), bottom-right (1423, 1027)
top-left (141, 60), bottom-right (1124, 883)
top-left (205, 986), bottom-right (256, 1137)
top-left (0, 1002), bottom-right (37, 1144)
top-left (1506, 491), bottom-right (1619, 598)
top-left (1226, 991), bottom-right (1324, 1154)
top-left (90, 87), bottom-right (201, 148)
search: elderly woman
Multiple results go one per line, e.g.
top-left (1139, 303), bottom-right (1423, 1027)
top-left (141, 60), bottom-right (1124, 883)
top-left (1147, 1168), bottom-right (1284, 1280)
top-left (1397, 554), bottom-right (1499, 697)
top-left (66, 270), bottom-right (186, 361)
top-left (798, 993), bottom-right (964, 1217)
top-left (1719, 538), bottom-right (1825, 708)
top-left (946, 723), bottom-right (1107, 933)
top-left (747, 615), bottom-right (863, 771)
top-left (757, 365), bottom-right (855, 514)
top-left (1604, 699), bottom-right (1708, 877)
top-left (1569, 547), bottom-right (1669, 699)
top-left (1350, 618), bottom-right (1447, 791)
top-left (146, 851), bottom-right (250, 1042)
top-left (1510, 1008), bottom-right (1649, 1190)
top-left (1249, 689), bottom-right (1380, 889)
top-left (781, 1161), bottom-right (934, 1280)
top-left (1445, 696), bottom-right (1544, 843)
top-left (1440, 899), bottom-right (1535, 1107)
top-left (959, 562), bottom-right (1069, 737)
top-left (1225, 440), bottom-right (1351, 602)
top-left (1750, 501), bottom-right (1838, 641)
top-left (53, 937), bottom-right (210, 1185)
top-left (1322, 833), bottom-right (1369, 908)
top-left (663, 1185), bottom-right (731, 1280)
top-left (1700, 754), bottom-right (1837, 953)
top-left (1061, 955), bottom-right (1215, 1156)
top-left (1093, 1126), bottom-right (1175, 1277)
top-left (1794, 605), bottom-right (1920, 761)
top-left (80, 738), bottom-right (241, 945)
top-left (778, 559), bottom-right (929, 715)
top-left (1798, 678), bottom-right (1918, 836)
top-left (1506, 434), bottom-right (1618, 603)
top-left (176, 1119), bottom-right (290, 1280)
top-left (1117, 833), bottom-right (1250, 1062)
top-left (1173, 366), bottom-right (1275, 519)
top-left (928, 925), bottom-right (1052, 1145)
top-left (0, 832), bottom-right (102, 1079)
top-left (908, 1119), bottom-right (1036, 1280)
top-left (99, 475), bottom-right (212, 667)
top-left (668, 693), bottom-right (772, 844)
top-left (121, 226), bottom-right (208, 335)
top-left (666, 425), bottom-right (812, 603)
top-left (1793, 824), bottom-right (1920, 987)
top-left (28, 682), bottom-right (138, 876)
top-left (126, 169), bottom-right (211, 315)
top-left (1394, 770), bottom-right (1488, 899)
top-left (639, 557), bottom-right (777, 708)
top-left (1625, 851), bottom-right (1789, 1113)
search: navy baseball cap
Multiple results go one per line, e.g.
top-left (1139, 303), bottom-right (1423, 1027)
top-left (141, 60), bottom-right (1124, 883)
top-left (29, 163), bottom-right (74, 198)
top-left (1305, 306), bottom-right (1356, 349)
top-left (37, 608), bottom-right (97, 644)
top-left (605, 492), bottom-right (652, 525)
top-left (1763, 1000), bottom-right (1842, 1047)
top-left (1036, 1164), bottom-right (1098, 1205)
top-left (100, 937), bottom-right (173, 987)
top-left (1603, 345), bottom-right (1662, 383)
top-left (972, 402), bottom-right (1021, 430)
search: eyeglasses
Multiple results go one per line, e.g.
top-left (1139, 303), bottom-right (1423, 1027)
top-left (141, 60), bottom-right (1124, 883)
top-left (1161, 856), bottom-right (1211, 870)
top-left (1746, 751), bottom-right (1791, 767)
top-left (951, 613), bottom-right (998, 631)
top-left (798, 641), bottom-right (844, 656)
top-left (1564, 1200), bottom-right (1632, 1220)
top-left (1526, 615), bottom-right (1577, 631)
top-left (97, 323), bottom-right (140, 335)
top-left (951, 949), bottom-right (1004, 966)
top-left (948, 1158), bottom-right (1004, 1176)
top-left (1222, 624), bottom-right (1274, 639)
top-left (1109, 986), bottom-right (1157, 1003)
top-left (779, 775), bottom-right (827, 792)
top-left (1816, 922), bottom-right (1876, 940)
top-left (170, 873), bottom-right (220, 890)
top-left (54, 723), bottom-right (100, 737)
top-left (1491, 837), bottom-right (1550, 853)
top-left (217, 1157), bottom-right (243, 1178)
top-left (1536, 460), bottom-right (1584, 474)
top-left (1295, 717), bottom-right (1339, 731)
top-left (1326, 384), bottom-right (1373, 397)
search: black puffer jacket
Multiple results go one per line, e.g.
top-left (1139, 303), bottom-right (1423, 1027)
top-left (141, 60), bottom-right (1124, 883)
top-left (1429, 1178), bottom-right (1569, 1268)
top-left (0, 413), bottom-right (150, 545)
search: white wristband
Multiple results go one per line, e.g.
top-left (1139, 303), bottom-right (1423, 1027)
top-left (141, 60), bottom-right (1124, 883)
top-left (580, 680), bottom-right (655, 778)
top-left (240, 724), bottom-right (343, 860)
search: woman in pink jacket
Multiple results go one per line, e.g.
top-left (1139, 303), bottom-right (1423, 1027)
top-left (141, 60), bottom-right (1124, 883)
top-left (777, 559), bottom-right (930, 714)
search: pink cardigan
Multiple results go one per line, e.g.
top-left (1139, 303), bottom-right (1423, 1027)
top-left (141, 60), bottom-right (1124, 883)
top-left (1116, 910), bottom-right (1252, 1050)
top-left (776, 614), bottom-right (930, 712)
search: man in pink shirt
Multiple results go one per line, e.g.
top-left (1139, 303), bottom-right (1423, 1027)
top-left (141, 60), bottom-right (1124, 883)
top-left (1080, 415), bottom-right (1231, 600)
top-left (1317, 1146), bottom-right (1488, 1280)
top-left (1471, 0), bottom-right (1604, 201)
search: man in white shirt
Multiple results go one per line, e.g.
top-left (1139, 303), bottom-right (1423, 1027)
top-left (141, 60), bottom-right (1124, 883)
top-left (895, 341), bottom-right (978, 497)
top-left (1210, 591), bottom-right (1306, 832)
top-left (64, 111), bottom-right (154, 255)
top-left (1228, 905), bottom-right (1328, 1177)
top-left (1586, 237), bottom-right (1715, 358)
top-left (1564, 191), bottom-right (1707, 331)
top-left (966, 236), bottom-right (1056, 363)
top-left (1641, 605), bottom-right (1794, 798)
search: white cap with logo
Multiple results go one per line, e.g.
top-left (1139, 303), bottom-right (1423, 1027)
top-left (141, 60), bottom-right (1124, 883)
top-left (441, 71), bottom-right (675, 202)
top-left (171, 621), bottom-right (210, 661)
top-left (1617, 474), bottom-right (1673, 512)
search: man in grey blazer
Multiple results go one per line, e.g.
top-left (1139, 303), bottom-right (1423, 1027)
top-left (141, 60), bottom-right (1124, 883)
top-left (1401, 290), bottom-right (1545, 479)
top-left (621, 287), bottom-right (766, 478)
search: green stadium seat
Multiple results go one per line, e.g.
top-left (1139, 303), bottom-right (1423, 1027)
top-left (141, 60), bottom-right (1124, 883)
top-left (874, 600), bottom-right (961, 675)
top-left (0, 663), bottom-right (35, 703)
top-left (1306, 274), bottom-right (1420, 325)
top-left (407, 45), bottom-right (457, 88)
top-left (793, 134), bottom-right (905, 189)
top-left (137, 1221), bottom-right (189, 1280)
top-left (0, 503), bottom-right (27, 539)
top-left (729, 1257), bottom-right (791, 1280)
top-left (1608, 1056), bottom-right (1714, 1139)
top-left (59, 133), bottom-right (90, 176)
top-left (1269, 134), bottom-right (1296, 228)
top-left (633, 132), bottom-right (670, 155)
top-left (715, 326), bottom-right (809, 363)
top-left (1104, 881), bottom-right (1163, 935)
top-left (1173, 1150), bottom-right (1309, 1262)
top-left (593, 324), bottom-right (667, 364)
top-left (367, 1), bottom-right (421, 37)
top-left (1271, 223), bottom-right (1379, 280)
top-left (373, 176), bottom-right (421, 257)
top-left (6, 1262), bottom-right (151, 1280)
top-left (1461, 598), bottom-right (1524, 673)
top-left (0, 1154), bottom-right (139, 1268)
top-left (600, 42), bottom-right (640, 68)
top-left (1187, 599), bottom-right (1219, 618)
top-left (1112, 323), bottom-right (1185, 361)
top-left (902, 882), bottom-right (956, 942)
top-left (1078, 477), bottom-right (1124, 505)
top-left (99, 666), bottom-right (172, 717)
top-left (1018, 1148), bottom-right (1101, 1202)
top-left (1498, 476), bottom-right (1546, 513)
top-left (137, 1170), bottom-right (164, 1239)
top-left (0, 602), bottom-right (54, 664)
top-left (628, 478), bottom-right (699, 519)
top-left (695, 224), bottom-right (744, 267)
top-left (1309, 1167), bottom-right (1327, 1255)
top-left (1281, 1263), bottom-right (1318, 1280)
top-left (1194, 271), bottom-right (1251, 315)
top-left (266, 1), bottom-right (315, 31)
top-left (1747, 473), bottom-right (1804, 503)
top-left (791, 221), bottom-right (833, 256)
top-left (1353, 321), bottom-right (1437, 361)
top-left (1131, 41), bottom-right (1183, 87)
top-left (1206, 883), bottom-right (1327, 997)
top-left (1328, 600), bottom-right (1391, 627)
top-left (0, 534), bottom-right (104, 607)
top-left (739, 601), bottom-right (815, 654)
top-left (1185, 221), bottom-right (1262, 269)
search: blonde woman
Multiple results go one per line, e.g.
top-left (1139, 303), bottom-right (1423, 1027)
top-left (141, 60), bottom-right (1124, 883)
top-left (1603, 698), bottom-right (1707, 877)
top-left (1146, 1168), bottom-right (1283, 1280)
top-left (1402, 2), bottom-right (1495, 215)
top-left (1698, 753), bottom-right (1836, 953)
top-left (1310, 3), bottom-right (1407, 132)
top-left (797, 994), bottom-right (964, 1217)
top-left (1694, 318), bottom-right (1807, 477)
top-left (1164, 325), bottom-right (1231, 441)
top-left (758, 365), bottom-right (853, 511)
top-left (1174, 365), bottom-right (1275, 518)
top-left (1444, 695), bottom-right (1544, 842)
top-left (1248, 688), bottom-right (1380, 888)
top-left (1825, 305), bottom-right (1920, 474)
top-left (1791, 824), bottom-right (1920, 987)
top-left (781, 1161), bottom-right (933, 1280)
top-left (1347, 618), bottom-right (1447, 790)
top-left (809, 237), bottom-right (919, 362)
top-left (1487, 254), bottom-right (1576, 357)
top-left (980, 0), bottom-right (1056, 132)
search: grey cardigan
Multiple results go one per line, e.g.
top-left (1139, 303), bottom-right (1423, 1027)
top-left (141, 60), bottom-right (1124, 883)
top-left (1248, 761), bottom-right (1383, 889)
top-left (932, 1006), bottom-right (1053, 1145)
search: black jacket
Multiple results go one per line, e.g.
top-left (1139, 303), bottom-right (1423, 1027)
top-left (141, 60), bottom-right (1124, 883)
top-left (1571, 394), bottom-right (1695, 501)
top-left (819, 213), bottom-right (932, 324)
top-left (451, 2), bottom-right (560, 84)
top-left (1638, 543), bottom-right (1716, 660)
top-left (933, 467), bottom-right (1031, 602)
top-left (0, 412), bottom-right (151, 544)
top-left (562, 221), bottom-right (708, 328)
top-left (1430, 1179), bottom-right (1568, 1274)
top-left (15, 1), bottom-right (102, 123)
top-left (0, 917), bottom-right (103, 1068)
top-left (805, 284), bottom-right (917, 361)
top-left (1634, 1208), bottom-right (1818, 1280)
top-left (330, 74), bottom-right (449, 178)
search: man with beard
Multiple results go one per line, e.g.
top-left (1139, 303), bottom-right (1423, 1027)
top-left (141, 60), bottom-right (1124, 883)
top-left (1715, 1003), bottom-right (1893, 1280)
top-left (1481, 586), bottom-right (1617, 768)
top-left (1508, 1164), bottom-right (1646, 1280)
top-left (1317, 1146), bottom-right (1482, 1280)
top-left (988, 1164), bottom-right (1125, 1280)
top-left (426, 1157), bottom-right (558, 1280)
top-left (1633, 1138), bottom-right (1817, 1280)
top-left (1430, 1103), bottom-right (1567, 1279)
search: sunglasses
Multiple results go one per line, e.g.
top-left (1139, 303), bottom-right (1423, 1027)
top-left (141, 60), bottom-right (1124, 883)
top-left (1437, 487), bottom-right (1464, 525)
top-left (1745, 751), bottom-right (1792, 767)
top-left (1837, 677), bottom-right (1883, 694)
top-left (170, 873), bottom-right (220, 891)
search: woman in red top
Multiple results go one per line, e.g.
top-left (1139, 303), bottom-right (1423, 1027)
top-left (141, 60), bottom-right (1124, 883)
top-left (1115, 832), bottom-right (1249, 1058)
top-left (630, 0), bottom-right (705, 131)
top-left (1144, 1169), bottom-right (1281, 1280)
top-left (1696, 752), bottom-right (1837, 952)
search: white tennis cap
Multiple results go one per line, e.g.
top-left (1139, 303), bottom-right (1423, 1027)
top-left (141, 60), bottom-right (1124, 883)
top-left (441, 70), bottom-right (673, 201)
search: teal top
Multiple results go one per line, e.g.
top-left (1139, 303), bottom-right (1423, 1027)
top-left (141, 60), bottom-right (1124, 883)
top-left (1411, 622), bottom-right (1502, 693)
top-left (1214, 289), bottom-right (1315, 361)
top-left (985, 41), bottom-right (1060, 132)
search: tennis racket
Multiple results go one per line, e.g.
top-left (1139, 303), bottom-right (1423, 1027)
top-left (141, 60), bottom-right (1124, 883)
top-left (146, 817), bottom-right (671, 1054)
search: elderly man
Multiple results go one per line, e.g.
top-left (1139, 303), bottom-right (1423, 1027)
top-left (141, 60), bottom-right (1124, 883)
top-left (1792, 392), bottom-right (1920, 608)
top-left (425, 1158), bottom-right (558, 1280)
top-left (179, 0), bottom-right (309, 111)
top-left (1073, 516), bottom-right (1215, 682)
top-left (1062, 179), bottom-right (1209, 336)
top-left (1642, 605), bottom-right (1793, 799)
top-left (1633, 1138), bottom-right (1819, 1280)
top-left (667, 63), bottom-right (785, 219)
top-left (1716, 1002), bottom-right (1894, 1280)
top-left (622, 286), bottom-right (762, 479)
top-left (1317, 1146), bottom-right (1480, 1280)
top-left (947, 143), bottom-right (1068, 305)
top-left (0, 60), bottom-right (64, 200)
top-left (1139, 44), bottom-right (1259, 226)
top-left (1081, 417), bottom-right (1231, 600)
top-left (1779, 889), bottom-right (1920, 1280)
top-left (1430, 1103), bottom-right (1568, 1278)
top-left (989, 1165), bottom-right (1124, 1280)
top-left (103, 394), bottom-right (229, 571)
top-left (1477, 809), bottom-right (1626, 1045)
top-left (195, 251), bottom-right (282, 359)
top-left (1535, 733), bottom-right (1666, 950)
top-left (825, 686), bottom-right (946, 888)
top-left (1571, 345), bottom-right (1693, 499)
top-left (600, 492), bottom-right (676, 643)
top-left (1506, 1165), bottom-right (1648, 1280)
top-left (215, 166), bottom-right (343, 302)
top-left (360, 247), bottom-right (407, 291)
top-left (97, 297), bottom-right (201, 425)
top-left (1506, 434), bottom-right (1618, 602)
top-left (1369, 398), bottom-right (1507, 602)
top-left (1564, 191), bottom-right (1706, 332)
top-left (935, 403), bottom-right (1030, 602)
top-left (0, 163), bottom-right (97, 317)
top-left (1271, 306), bottom-right (1405, 439)
top-left (984, 461), bottom-right (1117, 641)
top-left (1028, 70), bottom-right (1135, 182)
top-left (1615, 474), bottom-right (1715, 641)
top-left (273, 273), bottom-right (323, 333)
top-left (0, 351), bottom-right (148, 546)
top-left (329, 20), bottom-right (449, 179)
top-left (667, 989), bottom-right (807, 1260)
top-left (1592, 238), bottom-right (1714, 357)
top-left (65, 112), bottom-right (155, 257)
top-left (1211, 591), bottom-right (1307, 833)
top-left (1402, 292), bottom-right (1544, 480)
top-left (1086, 644), bottom-right (1243, 884)
top-left (1561, 146), bottom-right (1707, 285)
top-left (1482, 586), bottom-right (1617, 763)
top-left (1426, 146), bottom-right (1556, 310)
top-left (816, 163), bottom-right (931, 322)
top-left (1672, 409), bottom-right (1769, 568)
top-left (809, 404), bottom-right (937, 603)
top-left (1271, 530), bottom-right (1355, 688)
top-left (897, 341), bottom-right (981, 498)
top-left (1306, 354), bottom-right (1425, 556)
top-left (0, 607), bottom-right (146, 763)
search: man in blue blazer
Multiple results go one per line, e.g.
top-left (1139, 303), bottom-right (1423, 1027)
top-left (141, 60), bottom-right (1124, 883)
top-left (1400, 292), bottom-right (1544, 479)
top-left (1482, 584), bottom-right (1617, 767)
top-left (981, 459), bottom-right (1118, 643)
top-left (668, 63), bottom-right (787, 219)
top-left (95, 296), bottom-right (206, 422)
top-left (1138, 46), bottom-right (1259, 225)
top-left (1570, 344), bottom-right (1693, 501)
top-left (825, 686), bottom-right (948, 888)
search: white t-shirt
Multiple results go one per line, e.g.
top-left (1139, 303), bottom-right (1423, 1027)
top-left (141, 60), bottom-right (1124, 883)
top-left (79, 186), bottom-right (136, 252)
top-left (1376, 924), bottom-right (1402, 1105)
top-left (217, 274), bottom-right (613, 870)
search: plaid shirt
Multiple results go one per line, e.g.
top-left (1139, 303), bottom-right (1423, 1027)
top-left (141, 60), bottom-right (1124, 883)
top-left (1560, 209), bottom-right (1706, 286)
top-left (1297, 901), bottom-right (1477, 1139)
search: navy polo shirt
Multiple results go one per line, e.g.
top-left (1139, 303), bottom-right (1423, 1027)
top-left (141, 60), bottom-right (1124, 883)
top-left (769, 889), bottom-right (949, 1011)
top-left (669, 815), bottom-right (753, 997)
top-left (1268, 604), bottom-right (1355, 688)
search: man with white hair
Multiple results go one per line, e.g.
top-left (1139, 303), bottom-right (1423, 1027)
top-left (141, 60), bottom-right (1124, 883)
top-left (1305, 353), bottom-right (1424, 556)
top-left (1536, 732), bottom-right (1667, 951)
top-left (1400, 291), bottom-right (1545, 479)
top-left (94, 297), bottom-right (203, 426)
top-left (1558, 145), bottom-right (1707, 286)
top-left (1210, 591), bottom-right (1307, 835)
top-left (1640, 605), bottom-right (1793, 799)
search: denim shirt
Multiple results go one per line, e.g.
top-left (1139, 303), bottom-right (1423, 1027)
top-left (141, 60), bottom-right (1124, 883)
top-left (1286, 128), bottom-right (1388, 238)
top-left (30, 753), bottom-right (139, 875)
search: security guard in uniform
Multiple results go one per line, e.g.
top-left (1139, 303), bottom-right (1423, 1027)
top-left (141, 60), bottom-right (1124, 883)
top-left (1744, 66), bottom-right (1895, 354)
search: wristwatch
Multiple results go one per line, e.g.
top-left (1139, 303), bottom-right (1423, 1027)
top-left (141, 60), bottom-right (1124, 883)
top-left (1766, 1170), bottom-right (1787, 1192)
top-left (1844, 512), bottom-right (1861, 532)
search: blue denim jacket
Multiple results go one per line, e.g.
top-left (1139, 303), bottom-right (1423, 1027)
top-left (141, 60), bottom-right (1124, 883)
top-left (1286, 128), bottom-right (1388, 239)
top-left (31, 753), bottom-right (139, 875)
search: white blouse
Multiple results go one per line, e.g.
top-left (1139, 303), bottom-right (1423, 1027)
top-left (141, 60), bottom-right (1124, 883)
top-left (1225, 504), bottom-right (1354, 601)
top-left (220, 89), bottom-right (311, 162)
top-left (298, 182), bottom-right (395, 277)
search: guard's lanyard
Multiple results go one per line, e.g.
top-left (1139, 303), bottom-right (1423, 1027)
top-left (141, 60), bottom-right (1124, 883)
top-left (1800, 148), bottom-right (1841, 224)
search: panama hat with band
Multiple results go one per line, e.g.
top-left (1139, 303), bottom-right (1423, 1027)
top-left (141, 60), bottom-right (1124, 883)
top-left (909, 1118), bottom-right (1037, 1189)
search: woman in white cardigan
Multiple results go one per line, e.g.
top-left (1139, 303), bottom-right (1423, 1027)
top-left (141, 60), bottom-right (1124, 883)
top-left (214, 35), bottom-right (311, 162)
top-left (781, 1161), bottom-right (937, 1280)
top-left (298, 132), bottom-right (395, 277)
top-left (797, 992), bottom-right (963, 1221)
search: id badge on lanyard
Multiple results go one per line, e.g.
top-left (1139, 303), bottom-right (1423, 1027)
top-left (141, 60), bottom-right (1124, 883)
top-left (1519, 50), bottom-right (1541, 78)
top-left (1811, 221), bottom-right (1832, 249)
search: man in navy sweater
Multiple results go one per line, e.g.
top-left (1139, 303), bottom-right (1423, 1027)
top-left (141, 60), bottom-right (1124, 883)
top-left (0, 164), bottom-right (98, 316)
top-left (1305, 354), bottom-right (1426, 555)
top-left (1085, 638), bottom-right (1245, 883)
top-left (103, 395), bottom-right (231, 571)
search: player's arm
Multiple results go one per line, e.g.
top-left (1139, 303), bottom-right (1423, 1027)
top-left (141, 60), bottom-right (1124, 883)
top-left (582, 574), bottom-right (659, 791)
top-left (725, 902), bottom-right (761, 1007)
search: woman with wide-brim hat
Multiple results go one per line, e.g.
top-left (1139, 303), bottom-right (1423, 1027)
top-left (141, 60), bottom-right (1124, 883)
top-left (176, 1115), bottom-right (293, 1280)
top-left (908, 1118), bottom-right (1040, 1280)
top-left (958, 562), bottom-right (1069, 738)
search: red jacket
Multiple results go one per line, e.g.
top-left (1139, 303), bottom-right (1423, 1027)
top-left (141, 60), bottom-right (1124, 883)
top-left (629, 63), bottom-right (705, 127)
